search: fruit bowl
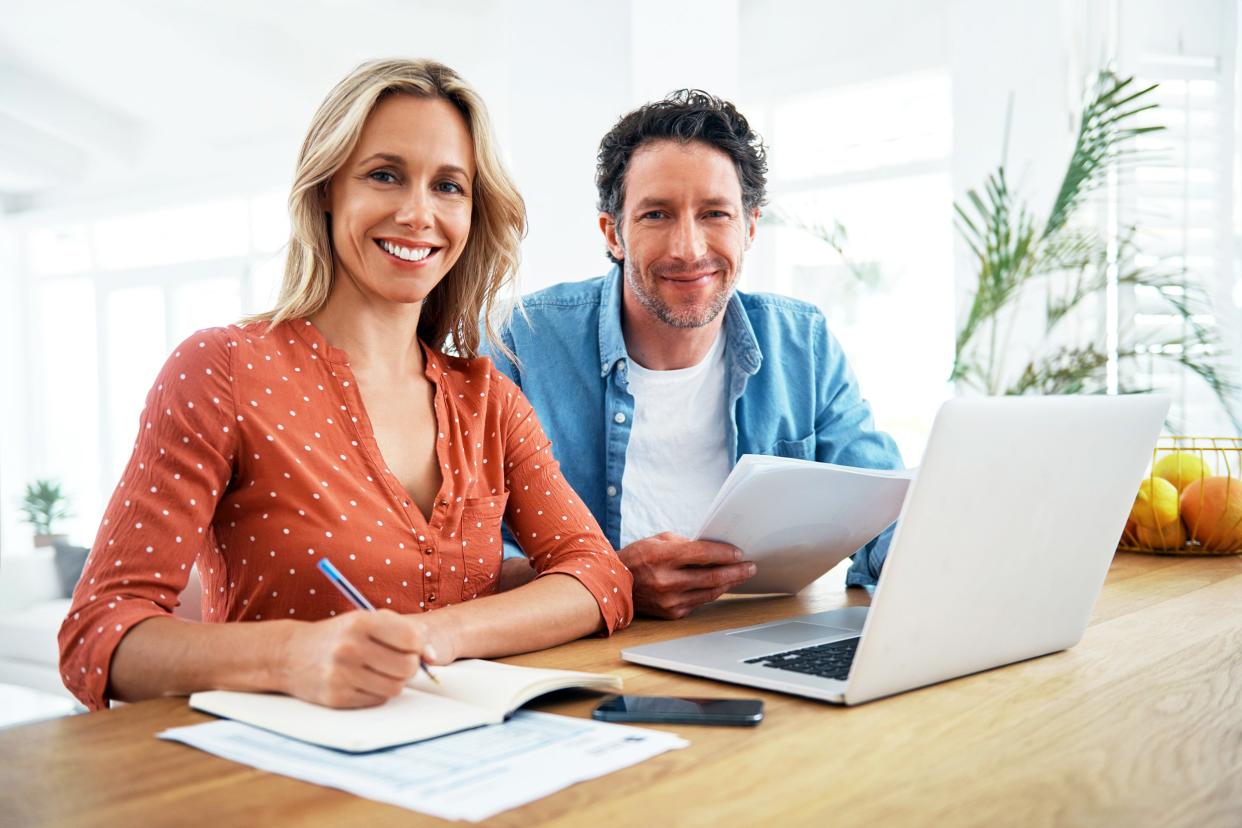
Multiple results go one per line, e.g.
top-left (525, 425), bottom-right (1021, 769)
top-left (1118, 437), bottom-right (1242, 556)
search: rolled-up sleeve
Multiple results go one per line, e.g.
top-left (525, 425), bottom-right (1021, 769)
top-left (496, 374), bottom-right (633, 634)
top-left (57, 328), bottom-right (238, 709)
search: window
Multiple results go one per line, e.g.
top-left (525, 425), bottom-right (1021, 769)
top-left (19, 191), bottom-right (289, 541)
top-left (743, 71), bottom-right (956, 462)
top-left (1119, 44), bottom-right (1239, 434)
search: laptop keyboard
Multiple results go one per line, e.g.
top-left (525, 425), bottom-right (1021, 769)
top-left (743, 637), bottom-right (860, 680)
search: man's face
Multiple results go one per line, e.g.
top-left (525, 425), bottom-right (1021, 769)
top-left (602, 140), bottom-right (757, 329)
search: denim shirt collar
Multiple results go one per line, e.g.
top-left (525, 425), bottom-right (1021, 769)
top-left (596, 264), bottom-right (763, 379)
top-left (598, 265), bottom-right (628, 377)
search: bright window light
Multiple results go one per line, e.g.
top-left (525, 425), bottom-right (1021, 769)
top-left (104, 285), bottom-right (168, 486)
top-left (771, 72), bottom-right (953, 181)
top-left (172, 277), bottom-right (243, 342)
top-left (92, 198), bottom-right (250, 271)
top-left (38, 278), bottom-right (101, 541)
top-left (28, 225), bottom-right (92, 276)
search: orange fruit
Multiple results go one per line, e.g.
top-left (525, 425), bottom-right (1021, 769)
top-left (1180, 477), bottom-right (1242, 550)
top-left (1136, 520), bottom-right (1187, 550)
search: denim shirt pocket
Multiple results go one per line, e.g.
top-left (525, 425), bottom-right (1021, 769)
top-left (460, 492), bottom-right (509, 599)
top-left (764, 433), bottom-right (816, 460)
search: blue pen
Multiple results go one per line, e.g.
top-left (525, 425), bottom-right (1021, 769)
top-left (316, 557), bottom-right (440, 684)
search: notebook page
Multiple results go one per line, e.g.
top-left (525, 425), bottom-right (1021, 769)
top-left (408, 659), bottom-right (621, 716)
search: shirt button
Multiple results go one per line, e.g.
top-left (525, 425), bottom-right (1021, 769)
top-left (607, 485), bottom-right (618, 497)
top-left (614, 412), bottom-right (626, 424)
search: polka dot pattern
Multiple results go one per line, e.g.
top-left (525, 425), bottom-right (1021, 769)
top-left (58, 319), bottom-right (633, 711)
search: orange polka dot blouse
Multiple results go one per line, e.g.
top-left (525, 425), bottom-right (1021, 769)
top-left (58, 319), bottom-right (634, 710)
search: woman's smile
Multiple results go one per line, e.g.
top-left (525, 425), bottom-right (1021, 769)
top-left (375, 238), bottom-right (440, 266)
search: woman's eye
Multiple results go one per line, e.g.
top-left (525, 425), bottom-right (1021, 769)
top-left (705, 210), bottom-right (730, 219)
top-left (369, 170), bottom-right (398, 184)
top-left (436, 180), bottom-right (465, 194)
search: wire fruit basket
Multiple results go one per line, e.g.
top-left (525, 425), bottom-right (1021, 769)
top-left (1118, 436), bottom-right (1242, 556)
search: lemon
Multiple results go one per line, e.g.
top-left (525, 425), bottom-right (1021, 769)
top-left (1131, 476), bottom-right (1179, 530)
top-left (1152, 451), bottom-right (1211, 493)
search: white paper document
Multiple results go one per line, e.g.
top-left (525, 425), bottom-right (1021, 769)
top-left (696, 455), bottom-right (915, 594)
top-left (160, 711), bottom-right (688, 822)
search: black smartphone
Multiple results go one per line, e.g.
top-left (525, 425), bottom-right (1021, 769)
top-left (591, 694), bottom-right (764, 726)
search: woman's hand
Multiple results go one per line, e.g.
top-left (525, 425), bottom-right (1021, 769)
top-left (275, 609), bottom-right (460, 708)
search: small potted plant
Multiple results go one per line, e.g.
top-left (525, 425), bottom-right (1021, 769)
top-left (20, 480), bottom-right (73, 548)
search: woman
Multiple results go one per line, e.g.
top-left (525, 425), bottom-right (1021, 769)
top-left (58, 59), bottom-right (633, 712)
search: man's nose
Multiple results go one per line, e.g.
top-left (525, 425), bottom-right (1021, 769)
top-left (668, 216), bottom-right (707, 261)
top-left (394, 188), bottom-right (434, 229)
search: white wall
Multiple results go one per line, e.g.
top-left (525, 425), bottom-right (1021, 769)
top-left (496, 1), bottom-right (635, 290)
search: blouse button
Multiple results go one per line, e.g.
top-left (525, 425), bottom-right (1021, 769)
top-left (423, 547), bottom-right (434, 556)
top-left (428, 593), bottom-right (437, 603)
top-left (403, 500), bottom-right (410, 508)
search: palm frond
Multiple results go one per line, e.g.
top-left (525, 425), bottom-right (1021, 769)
top-left (1042, 72), bottom-right (1163, 240)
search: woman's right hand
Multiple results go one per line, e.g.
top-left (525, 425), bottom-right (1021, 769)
top-left (276, 610), bottom-right (436, 708)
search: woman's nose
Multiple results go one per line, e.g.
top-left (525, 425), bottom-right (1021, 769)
top-left (394, 188), bottom-right (434, 229)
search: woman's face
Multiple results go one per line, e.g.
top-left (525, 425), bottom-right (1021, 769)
top-left (325, 93), bottom-right (475, 306)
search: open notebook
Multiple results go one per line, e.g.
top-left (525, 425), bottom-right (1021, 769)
top-left (189, 659), bottom-right (622, 752)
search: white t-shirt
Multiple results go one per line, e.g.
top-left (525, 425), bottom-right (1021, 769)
top-left (619, 332), bottom-right (733, 547)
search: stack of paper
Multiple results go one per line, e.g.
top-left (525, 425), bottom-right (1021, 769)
top-left (696, 455), bottom-right (915, 594)
top-left (161, 711), bottom-right (687, 822)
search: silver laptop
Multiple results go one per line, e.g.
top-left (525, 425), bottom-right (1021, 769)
top-left (622, 395), bottom-right (1169, 705)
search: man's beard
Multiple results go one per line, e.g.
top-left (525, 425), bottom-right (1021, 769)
top-left (623, 252), bottom-right (736, 329)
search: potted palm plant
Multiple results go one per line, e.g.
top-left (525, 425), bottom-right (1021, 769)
top-left (952, 69), bottom-right (1239, 428)
top-left (19, 479), bottom-right (73, 548)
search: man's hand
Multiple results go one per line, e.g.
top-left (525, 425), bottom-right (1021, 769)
top-left (619, 533), bottom-right (756, 619)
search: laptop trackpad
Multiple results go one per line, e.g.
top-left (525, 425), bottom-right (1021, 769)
top-left (728, 621), bottom-right (857, 645)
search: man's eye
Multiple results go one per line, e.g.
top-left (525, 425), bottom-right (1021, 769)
top-left (369, 170), bottom-right (398, 184)
top-left (641, 210), bottom-right (666, 220)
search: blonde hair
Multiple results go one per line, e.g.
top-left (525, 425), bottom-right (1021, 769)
top-left (245, 58), bottom-right (525, 358)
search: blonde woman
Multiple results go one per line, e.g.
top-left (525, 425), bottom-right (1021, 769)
top-left (58, 59), bottom-right (633, 711)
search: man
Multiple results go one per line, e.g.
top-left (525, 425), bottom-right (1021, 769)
top-left (487, 90), bottom-right (902, 618)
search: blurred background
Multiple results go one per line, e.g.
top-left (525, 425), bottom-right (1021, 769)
top-left (1, 0), bottom-right (1239, 553)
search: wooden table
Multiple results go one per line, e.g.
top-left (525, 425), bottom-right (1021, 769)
top-left (4, 552), bottom-right (1241, 827)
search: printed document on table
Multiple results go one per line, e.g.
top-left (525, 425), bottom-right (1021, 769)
top-left (696, 455), bottom-right (915, 594)
top-left (160, 711), bottom-right (688, 822)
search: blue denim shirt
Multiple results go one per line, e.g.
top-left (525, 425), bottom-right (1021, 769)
top-left (484, 266), bottom-right (904, 587)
